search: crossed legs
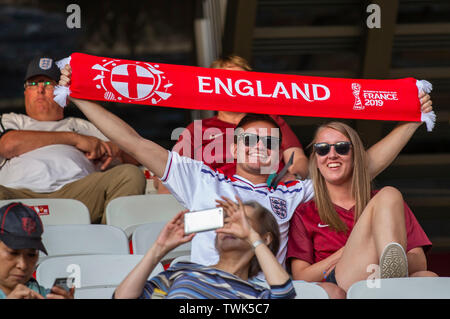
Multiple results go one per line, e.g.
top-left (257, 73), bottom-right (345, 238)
top-left (334, 186), bottom-right (408, 292)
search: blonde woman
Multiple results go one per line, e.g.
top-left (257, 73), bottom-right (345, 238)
top-left (287, 120), bottom-right (437, 297)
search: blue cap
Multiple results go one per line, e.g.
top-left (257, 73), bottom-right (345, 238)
top-left (0, 202), bottom-right (47, 254)
top-left (24, 56), bottom-right (61, 82)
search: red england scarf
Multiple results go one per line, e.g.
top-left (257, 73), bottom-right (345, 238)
top-left (54, 52), bottom-right (435, 131)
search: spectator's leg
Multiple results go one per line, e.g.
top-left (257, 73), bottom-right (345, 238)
top-left (100, 164), bottom-right (146, 223)
top-left (54, 164), bottom-right (146, 223)
top-left (334, 186), bottom-right (407, 292)
top-left (0, 185), bottom-right (49, 199)
top-left (410, 271), bottom-right (438, 277)
top-left (407, 247), bottom-right (435, 276)
top-left (317, 282), bottom-right (346, 299)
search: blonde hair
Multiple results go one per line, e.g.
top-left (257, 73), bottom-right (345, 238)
top-left (309, 122), bottom-right (371, 232)
top-left (210, 55), bottom-right (252, 71)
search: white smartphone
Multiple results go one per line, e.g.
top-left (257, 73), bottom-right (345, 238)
top-left (184, 207), bottom-right (224, 234)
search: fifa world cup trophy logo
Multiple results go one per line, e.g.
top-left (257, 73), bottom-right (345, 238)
top-left (352, 83), bottom-right (363, 110)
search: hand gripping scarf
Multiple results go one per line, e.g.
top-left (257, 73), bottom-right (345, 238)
top-left (54, 53), bottom-right (436, 131)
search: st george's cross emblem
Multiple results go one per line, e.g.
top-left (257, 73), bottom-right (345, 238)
top-left (22, 217), bottom-right (37, 235)
top-left (91, 58), bottom-right (173, 104)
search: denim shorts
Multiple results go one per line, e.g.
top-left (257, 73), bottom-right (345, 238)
top-left (325, 268), bottom-right (337, 285)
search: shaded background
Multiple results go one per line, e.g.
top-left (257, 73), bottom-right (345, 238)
top-left (0, 0), bottom-right (449, 275)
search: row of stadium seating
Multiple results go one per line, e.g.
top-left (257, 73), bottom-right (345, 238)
top-left (2, 197), bottom-right (449, 299)
top-left (0, 194), bottom-right (184, 235)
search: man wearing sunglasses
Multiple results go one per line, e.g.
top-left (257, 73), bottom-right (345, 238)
top-left (0, 56), bottom-right (145, 224)
top-left (233, 116), bottom-right (283, 177)
top-left (154, 55), bottom-right (308, 195)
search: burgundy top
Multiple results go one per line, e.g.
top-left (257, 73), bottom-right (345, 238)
top-left (287, 193), bottom-right (432, 265)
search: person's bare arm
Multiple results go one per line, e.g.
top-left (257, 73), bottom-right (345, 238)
top-left (114, 210), bottom-right (194, 298)
top-left (283, 147), bottom-right (309, 179)
top-left (366, 92), bottom-right (433, 179)
top-left (0, 130), bottom-right (75, 158)
top-left (251, 232), bottom-right (290, 285)
top-left (114, 241), bottom-right (167, 299)
top-left (60, 65), bottom-right (168, 177)
top-left (0, 130), bottom-right (112, 165)
top-left (406, 247), bottom-right (428, 275)
top-left (290, 247), bottom-right (344, 282)
top-left (105, 141), bottom-right (140, 166)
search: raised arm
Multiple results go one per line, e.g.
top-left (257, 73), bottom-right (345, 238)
top-left (60, 65), bottom-right (168, 177)
top-left (283, 147), bottom-right (309, 179)
top-left (114, 210), bottom-right (194, 299)
top-left (366, 92), bottom-right (433, 179)
top-left (216, 196), bottom-right (290, 286)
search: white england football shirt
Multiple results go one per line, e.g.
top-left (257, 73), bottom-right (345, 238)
top-left (0, 113), bottom-right (108, 192)
top-left (161, 151), bottom-right (314, 267)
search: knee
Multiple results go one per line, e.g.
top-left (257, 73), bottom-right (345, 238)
top-left (318, 282), bottom-right (347, 299)
top-left (373, 186), bottom-right (403, 205)
top-left (0, 185), bottom-right (14, 200)
top-left (0, 185), bottom-right (7, 199)
top-left (113, 164), bottom-right (146, 191)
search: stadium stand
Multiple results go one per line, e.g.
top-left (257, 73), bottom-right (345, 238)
top-left (132, 222), bottom-right (191, 262)
top-left (105, 194), bottom-right (186, 238)
top-left (36, 254), bottom-right (165, 299)
top-left (75, 286), bottom-right (117, 299)
top-left (292, 281), bottom-right (329, 299)
top-left (0, 198), bottom-right (90, 225)
top-left (347, 277), bottom-right (450, 299)
top-left (40, 224), bottom-right (130, 264)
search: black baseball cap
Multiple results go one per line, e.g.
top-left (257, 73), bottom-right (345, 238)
top-left (0, 202), bottom-right (47, 255)
top-left (24, 55), bottom-right (61, 82)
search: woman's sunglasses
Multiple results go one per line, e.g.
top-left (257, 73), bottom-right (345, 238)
top-left (237, 133), bottom-right (280, 150)
top-left (313, 141), bottom-right (352, 156)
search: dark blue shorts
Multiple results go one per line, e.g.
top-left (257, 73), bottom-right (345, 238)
top-left (325, 268), bottom-right (337, 285)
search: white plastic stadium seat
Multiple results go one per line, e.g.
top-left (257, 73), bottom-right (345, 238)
top-left (347, 277), bottom-right (450, 299)
top-left (132, 222), bottom-right (191, 261)
top-left (40, 224), bottom-right (129, 263)
top-left (0, 198), bottom-right (90, 225)
top-left (292, 281), bottom-right (329, 299)
top-left (36, 254), bottom-right (165, 299)
top-left (74, 286), bottom-right (117, 299)
top-left (106, 194), bottom-right (186, 237)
